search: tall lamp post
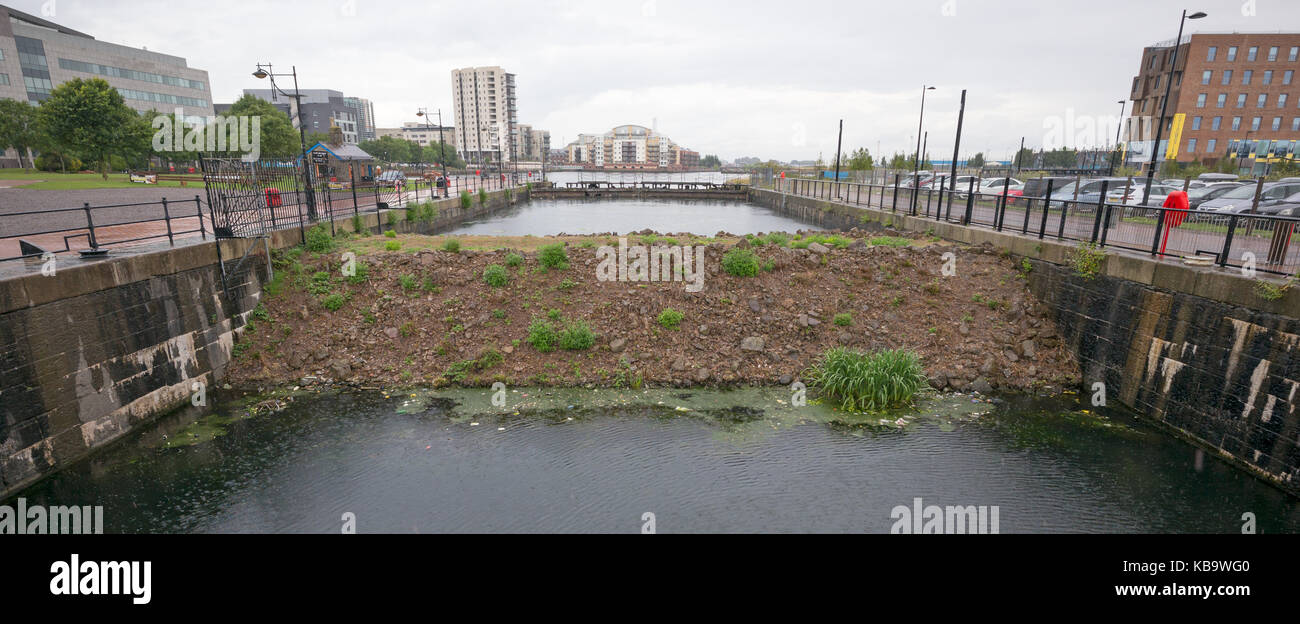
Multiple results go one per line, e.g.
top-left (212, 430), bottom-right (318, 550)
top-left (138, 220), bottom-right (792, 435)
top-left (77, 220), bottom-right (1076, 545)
top-left (912, 85), bottom-right (936, 212)
top-left (417, 108), bottom-right (449, 197)
top-left (1109, 100), bottom-right (1126, 175)
top-left (253, 62), bottom-right (316, 219)
top-left (1141, 9), bottom-right (1207, 205)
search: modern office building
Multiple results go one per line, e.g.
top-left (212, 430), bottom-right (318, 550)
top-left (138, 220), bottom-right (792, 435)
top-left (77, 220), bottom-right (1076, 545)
top-left (1125, 32), bottom-right (1300, 172)
top-left (344, 96), bottom-right (376, 142)
top-left (243, 88), bottom-right (360, 144)
top-left (451, 66), bottom-right (518, 166)
top-left (514, 124), bottom-right (550, 161)
top-left (561, 124), bottom-right (699, 170)
top-left (0, 4), bottom-right (214, 165)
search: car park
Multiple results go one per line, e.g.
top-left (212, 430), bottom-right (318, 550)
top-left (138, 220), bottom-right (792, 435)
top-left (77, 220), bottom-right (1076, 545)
top-left (1198, 180), bottom-right (1300, 214)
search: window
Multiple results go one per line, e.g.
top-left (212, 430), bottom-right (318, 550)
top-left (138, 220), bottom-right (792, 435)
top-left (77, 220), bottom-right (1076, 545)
top-left (1207, 46), bottom-right (1218, 61)
top-left (1263, 70), bottom-right (1273, 85)
top-left (1272, 117), bottom-right (1282, 131)
top-left (1196, 93), bottom-right (1207, 107)
top-left (1236, 93), bottom-right (1246, 107)
top-left (1221, 70), bottom-right (1233, 85)
top-left (1251, 117), bottom-right (1261, 131)
top-left (0, 73), bottom-right (7, 86)
top-left (1293, 118), bottom-right (1300, 132)
top-left (1191, 116), bottom-right (1202, 130)
top-left (1187, 138), bottom-right (1197, 153)
top-left (1219, 93), bottom-right (1228, 108)
top-left (1207, 139), bottom-right (1217, 153)
top-left (1149, 55), bottom-right (1157, 69)
top-left (1258, 94), bottom-right (1267, 108)
top-left (1212, 116), bottom-right (1222, 130)
top-left (1285, 70), bottom-right (1294, 85)
top-left (1247, 46), bottom-right (1258, 61)
top-left (57, 59), bottom-right (207, 91)
top-left (1242, 70), bottom-right (1252, 85)
top-left (1154, 75), bottom-right (1161, 89)
top-left (1232, 116), bottom-right (1242, 130)
top-left (1201, 70), bottom-right (1211, 84)
top-left (1268, 46), bottom-right (1278, 61)
top-left (1292, 47), bottom-right (1299, 62)
top-left (1281, 94), bottom-right (1289, 108)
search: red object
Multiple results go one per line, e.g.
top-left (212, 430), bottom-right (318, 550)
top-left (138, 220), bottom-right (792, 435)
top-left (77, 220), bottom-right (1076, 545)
top-left (264, 187), bottom-right (282, 208)
top-left (475, 170), bottom-right (480, 176)
top-left (187, 167), bottom-right (195, 174)
top-left (780, 171), bottom-right (786, 178)
top-left (168, 165), bottom-right (175, 172)
top-left (1159, 190), bottom-right (1191, 254)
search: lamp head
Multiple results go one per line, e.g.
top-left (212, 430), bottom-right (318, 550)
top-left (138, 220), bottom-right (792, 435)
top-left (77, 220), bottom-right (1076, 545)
top-left (1188, 11), bottom-right (1207, 19)
top-left (252, 68), bottom-right (269, 79)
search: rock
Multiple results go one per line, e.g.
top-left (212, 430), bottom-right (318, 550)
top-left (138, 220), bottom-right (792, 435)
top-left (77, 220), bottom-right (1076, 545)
top-left (778, 374), bottom-right (793, 386)
top-left (671, 358), bottom-right (689, 372)
top-left (384, 327), bottom-right (399, 340)
top-left (807, 242), bottom-right (830, 254)
top-left (740, 336), bottom-right (765, 352)
top-left (796, 314), bottom-right (822, 328)
top-left (314, 348), bottom-right (330, 362)
top-left (330, 359), bottom-right (352, 379)
top-left (1020, 340), bottom-right (1037, 359)
top-left (928, 372), bottom-right (948, 390)
top-left (748, 298), bottom-right (763, 313)
top-left (1005, 349), bottom-right (1020, 363)
top-left (609, 338), bottom-right (626, 352)
top-left (298, 306), bottom-right (309, 320)
top-left (695, 368), bottom-right (710, 382)
top-left (958, 322), bottom-right (970, 336)
top-left (972, 377), bottom-right (994, 395)
top-left (837, 331), bottom-right (853, 344)
top-left (502, 345), bottom-right (514, 355)
top-left (698, 325), bottom-right (709, 335)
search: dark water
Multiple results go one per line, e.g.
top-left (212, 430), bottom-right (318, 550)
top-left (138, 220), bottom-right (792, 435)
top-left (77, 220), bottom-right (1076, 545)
top-left (445, 198), bottom-right (817, 236)
top-left (9, 388), bottom-right (1298, 533)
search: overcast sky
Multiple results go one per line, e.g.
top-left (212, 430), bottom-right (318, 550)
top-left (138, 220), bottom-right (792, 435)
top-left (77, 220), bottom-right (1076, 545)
top-left (13, 0), bottom-right (1300, 161)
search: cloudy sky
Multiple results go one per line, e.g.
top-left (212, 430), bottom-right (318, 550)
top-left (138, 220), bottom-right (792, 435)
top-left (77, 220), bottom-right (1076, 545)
top-left (13, 0), bottom-right (1300, 161)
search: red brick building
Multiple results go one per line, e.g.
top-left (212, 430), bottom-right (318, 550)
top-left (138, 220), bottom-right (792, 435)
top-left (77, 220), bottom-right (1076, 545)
top-left (1126, 33), bottom-right (1299, 173)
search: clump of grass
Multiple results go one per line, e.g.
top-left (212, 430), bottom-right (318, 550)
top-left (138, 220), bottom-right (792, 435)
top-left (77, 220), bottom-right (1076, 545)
top-left (722, 248), bottom-right (761, 277)
top-left (460, 190), bottom-right (472, 210)
top-left (505, 252), bottom-right (524, 267)
top-left (526, 318), bottom-right (560, 352)
top-left (1255, 274), bottom-right (1296, 301)
top-left (304, 224), bottom-right (334, 253)
top-left (483, 264), bottom-right (509, 287)
top-left (384, 229), bottom-right (396, 238)
top-left (558, 320), bottom-right (595, 350)
top-left (538, 243), bottom-right (569, 270)
top-left (834, 313), bottom-right (852, 326)
top-left (386, 211), bottom-right (398, 226)
top-left (345, 261), bottom-right (369, 285)
top-left (1069, 242), bottom-right (1105, 280)
top-left (478, 188), bottom-right (488, 205)
top-left (657, 307), bottom-right (684, 329)
top-left (384, 240), bottom-right (401, 251)
top-left (804, 348), bottom-right (927, 412)
top-left (442, 238), bottom-right (461, 253)
top-left (321, 292), bottom-right (348, 311)
top-left (868, 236), bottom-right (912, 247)
top-left (352, 214), bottom-right (365, 234)
top-left (398, 274), bottom-right (418, 291)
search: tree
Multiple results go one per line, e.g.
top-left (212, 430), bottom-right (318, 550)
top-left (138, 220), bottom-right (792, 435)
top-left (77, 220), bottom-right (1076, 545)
top-left (37, 78), bottom-right (142, 178)
top-left (699, 154), bottom-right (721, 168)
top-left (968, 152), bottom-right (986, 168)
top-left (224, 94), bottom-right (301, 159)
top-left (0, 99), bottom-right (40, 168)
top-left (1013, 147), bottom-right (1035, 169)
top-left (423, 141), bottom-right (464, 168)
top-left (358, 136), bottom-right (412, 163)
top-left (847, 147), bottom-right (874, 170)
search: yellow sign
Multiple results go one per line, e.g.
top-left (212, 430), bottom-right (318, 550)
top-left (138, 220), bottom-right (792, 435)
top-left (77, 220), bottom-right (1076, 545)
top-left (1164, 113), bottom-right (1186, 160)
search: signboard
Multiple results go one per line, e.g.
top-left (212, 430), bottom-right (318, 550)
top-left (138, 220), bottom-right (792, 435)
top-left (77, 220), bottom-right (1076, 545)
top-left (311, 151), bottom-right (328, 164)
top-left (1164, 113), bottom-right (1186, 160)
top-left (129, 173), bottom-right (157, 184)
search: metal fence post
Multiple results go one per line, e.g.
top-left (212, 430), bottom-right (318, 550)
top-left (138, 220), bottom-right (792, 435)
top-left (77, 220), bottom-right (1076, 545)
top-left (160, 197), bottom-right (175, 246)
top-left (1089, 181), bottom-right (1110, 243)
top-left (196, 195), bottom-right (207, 240)
top-left (963, 177), bottom-right (975, 225)
top-left (83, 202), bottom-right (98, 249)
top-left (1218, 215), bottom-right (1239, 266)
top-left (1150, 209), bottom-right (1167, 256)
top-left (1038, 180), bottom-right (1055, 239)
top-left (892, 175), bottom-right (900, 213)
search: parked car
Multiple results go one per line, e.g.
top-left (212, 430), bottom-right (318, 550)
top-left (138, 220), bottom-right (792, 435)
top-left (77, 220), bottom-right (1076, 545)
top-left (1048, 177), bottom-right (1135, 205)
top-left (899, 171), bottom-right (934, 188)
top-left (1199, 180), bottom-right (1300, 214)
top-left (1254, 190), bottom-right (1300, 216)
top-left (1185, 183), bottom-right (1246, 209)
top-left (1107, 183), bottom-right (1182, 207)
top-left (1021, 176), bottom-right (1074, 199)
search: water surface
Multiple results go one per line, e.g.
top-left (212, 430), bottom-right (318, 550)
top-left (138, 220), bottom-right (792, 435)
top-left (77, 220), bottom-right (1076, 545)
top-left (447, 198), bottom-right (817, 236)
top-left (10, 388), bottom-right (1298, 533)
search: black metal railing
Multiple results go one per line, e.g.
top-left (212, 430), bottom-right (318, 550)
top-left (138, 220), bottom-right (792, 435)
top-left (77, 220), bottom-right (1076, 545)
top-left (0, 196), bottom-right (206, 262)
top-left (757, 174), bottom-right (1300, 276)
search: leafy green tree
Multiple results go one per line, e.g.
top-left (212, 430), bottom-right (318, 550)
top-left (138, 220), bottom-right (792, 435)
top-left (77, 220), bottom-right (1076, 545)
top-left (224, 94), bottom-right (301, 159)
top-left (699, 154), bottom-right (721, 168)
top-left (968, 152), bottom-right (985, 168)
top-left (0, 99), bottom-right (40, 169)
top-left (358, 135), bottom-right (411, 163)
top-left (423, 141), bottom-right (463, 168)
top-left (847, 147), bottom-right (874, 170)
top-left (1013, 147), bottom-right (1036, 169)
top-left (37, 78), bottom-right (142, 177)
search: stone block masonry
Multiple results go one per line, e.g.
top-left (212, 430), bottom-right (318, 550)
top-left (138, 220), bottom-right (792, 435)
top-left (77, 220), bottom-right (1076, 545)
top-left (0, 186), bottom-right (526, 498)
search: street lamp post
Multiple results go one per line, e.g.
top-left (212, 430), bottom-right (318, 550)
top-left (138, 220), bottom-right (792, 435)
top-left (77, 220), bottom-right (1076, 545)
top-left (912, 85), bottom-right (936, 212)
top-left (1109, 100), bottom-right (1126, 176)
top-left (417, 108), bottom-right (450, 197)
top-left (253, 62), bottom-right (316, 219)
top-left (1141, 9), bottom-right (1207, 205)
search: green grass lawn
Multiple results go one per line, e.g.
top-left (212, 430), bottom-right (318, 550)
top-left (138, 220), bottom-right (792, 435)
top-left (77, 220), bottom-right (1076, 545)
top-left (0, 168), bottom-right (205, 190)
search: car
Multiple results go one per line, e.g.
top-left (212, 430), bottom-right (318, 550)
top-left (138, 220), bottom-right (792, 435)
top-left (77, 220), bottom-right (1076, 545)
top-left (1107, 183), bottom-right (1182, 207)
top-left (1021, 176), bottom-right (1074, 199)
top-left (1254, 190), bottom-right (1300, 216)
top-left (1185, 183), bottom-right (1246, 209)
top-left (1048, 177), bottom-right (1135, 205)
top-left (1198, 181), bottom-right (1300, 214)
